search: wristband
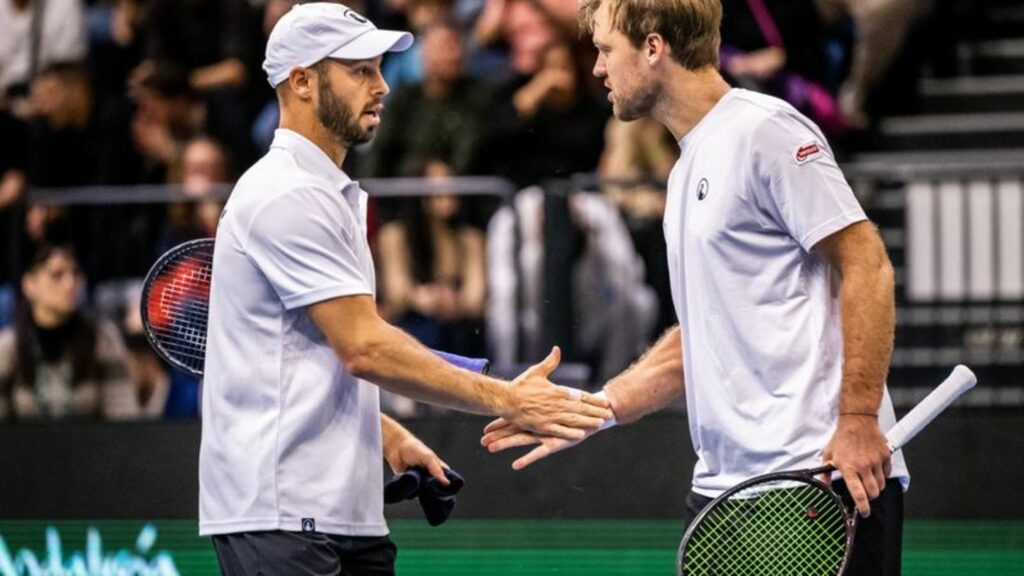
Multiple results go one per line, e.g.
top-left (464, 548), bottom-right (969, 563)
top-left (595, 391), bottom-right (618, 431)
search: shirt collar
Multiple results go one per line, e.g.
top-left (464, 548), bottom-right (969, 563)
top-left (270, 129), bottom-right (361, 204)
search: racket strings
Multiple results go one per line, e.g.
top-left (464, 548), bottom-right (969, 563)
top-left (146, 248), bottom-right (214, 373)
top-left (683, 482), bottom-right (847, 575)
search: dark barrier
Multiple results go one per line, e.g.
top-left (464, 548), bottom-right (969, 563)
top-left (2, 410), bottom-right (1022, 521)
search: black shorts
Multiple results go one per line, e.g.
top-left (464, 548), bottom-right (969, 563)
top-left (212, 530), bottom-right (397, 576)
top-left (681, 477), bottom-right (905, 576)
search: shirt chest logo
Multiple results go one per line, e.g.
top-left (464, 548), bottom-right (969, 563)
top-left (696, 178), bottom-right (709, 201)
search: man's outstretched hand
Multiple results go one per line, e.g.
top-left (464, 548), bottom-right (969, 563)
top-left (484, 383), bottom-right (615, 469)
top-left (481, 416), bottom-right (590, 469)
top-left (500, 347), bottom-right (612, 440)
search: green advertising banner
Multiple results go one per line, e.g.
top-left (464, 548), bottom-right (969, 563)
top-left (0, 522), bottom-right (212, 575)
top-left (2, 520), bottom-right (1022, 575)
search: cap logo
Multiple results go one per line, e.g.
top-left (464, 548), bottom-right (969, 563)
top-left (344, 9), bottom-right (368, 24)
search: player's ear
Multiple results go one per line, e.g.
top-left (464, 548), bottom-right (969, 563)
top-left (287, 66), bottom-right (316, 101)
top-left (645, 33), bottom-right (668, 66)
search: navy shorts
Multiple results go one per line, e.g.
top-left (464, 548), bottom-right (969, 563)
top-left (212, 530), bottom-right (397, 576)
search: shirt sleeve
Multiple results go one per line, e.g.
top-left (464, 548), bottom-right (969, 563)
top-left (245, 186), bottom-right (374, 310)
top-left (751, 110), bottom-right (867, 252)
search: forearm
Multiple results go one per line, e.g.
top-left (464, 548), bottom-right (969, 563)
top-left (319, 304), bottom-right (511, 416)
top-left (602, 326), bottom-right (685, 424)
top-left (380, 413), bottom-right (411, 461)
top-left (838, 254), bottom-right (895, 416)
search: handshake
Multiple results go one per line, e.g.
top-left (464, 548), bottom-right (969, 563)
top-left (480, 381), bottom-right (617, 471)
top-left (485, 346), bottom-right (616, 454)
top-left (384, 346), bottom-right (620, 525)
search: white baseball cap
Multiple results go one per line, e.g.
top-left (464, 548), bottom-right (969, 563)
top-left (263, 2), bottom-right (414, 87)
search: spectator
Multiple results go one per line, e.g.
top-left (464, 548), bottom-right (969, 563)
top-left (0, 63), bottom-right (98, 286)
top-left (0, 245), bottom-right (137, 420)
top-left (482, 39), bottom-right (607, 188)
top-left (10, 62), bottom-right (98, 276)
top-left (118, 281), bottom-right (200, 419)
top-left (814, 0), bottom-right (934, 129)
top-left (86, 0), bottom-right (146, 107)
top-left (381, 0), bottom-right (456, 90)
top-left (163, 135), bottom-right (230, 244)
top-left (84, 62), bottom-right (204, 281)
top-left (122, 333), bottom-right (171, 419)
top-left (719, 0), bottom-right (843, 135)
top-left (364, 20), bottom-right (487, 178)
top-left (1, 0), bottom-right (88, 280)
top-left (599, 117), bottom-right (675, 218)
top-left (95, 61), bottom-right (204, 186)
top-left (376, 160), bottom-right (487, 360)
top-left (25, 62), bottom-right (99, 188)
top-left (598, 116), bottom-right (678, 334)
top-left (487, 186), bottom-right (657, 384)
top-left (0, 0), bottom-right (87, 102)
top-left (130, 62), bottom-right (207, 182)
top-left (139, 0), bottom-right (252, 95)
top-left (136, 0), bottom-right (260, 166)
top-left (473, 0), bottom-right (561, 77)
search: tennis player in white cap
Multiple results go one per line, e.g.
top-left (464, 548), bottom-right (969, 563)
top-left (199, 4), bottom-right (612, 574)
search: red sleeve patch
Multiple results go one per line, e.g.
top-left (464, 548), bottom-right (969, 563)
top-left (793, 141), bottom-right (824, 165)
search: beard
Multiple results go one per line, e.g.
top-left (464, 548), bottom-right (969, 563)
top-left (613, 78), bottom-right (660, 122)
top-left (316, 71), bottom-right (374, 147)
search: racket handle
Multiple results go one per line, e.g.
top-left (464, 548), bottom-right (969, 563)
top-left (431, 349), bottom-right (490, 374)
top-left (885, 365), bottom-right (976, 452)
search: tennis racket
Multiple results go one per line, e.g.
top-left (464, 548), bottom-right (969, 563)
top-left (677, 365), bottom-right (977, 576)
top-left (140, 238), bottom-right (491, 376)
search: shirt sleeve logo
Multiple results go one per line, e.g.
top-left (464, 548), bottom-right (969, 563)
top-left (794, 141), bottom-right (823, 165)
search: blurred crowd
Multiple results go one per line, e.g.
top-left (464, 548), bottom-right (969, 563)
top-left (0, 0), bottom-right (955, 421)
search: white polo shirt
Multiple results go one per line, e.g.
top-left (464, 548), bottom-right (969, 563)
top-left (664, 89), bottom-right (908, 497)
top-left (199, 129), bottom-right (386, 536)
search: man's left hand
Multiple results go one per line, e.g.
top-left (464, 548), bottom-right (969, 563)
top-left (385, 435), bottom-right (451, 487)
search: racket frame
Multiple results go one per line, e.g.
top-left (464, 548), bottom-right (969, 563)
top-left (676, 365), bottom-right (976, 576)
top-left (140, 238), bottom-right (216, 377)
top-left (677, 464), bottom-right (856, 576)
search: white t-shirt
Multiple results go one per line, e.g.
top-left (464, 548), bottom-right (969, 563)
top-left (664, 89), bottom-right (909, 497)
top-left (199, 129), bottom-right (386, 536)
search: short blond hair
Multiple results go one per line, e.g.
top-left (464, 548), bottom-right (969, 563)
top-left (579, 0), bottom-right (721, 70)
